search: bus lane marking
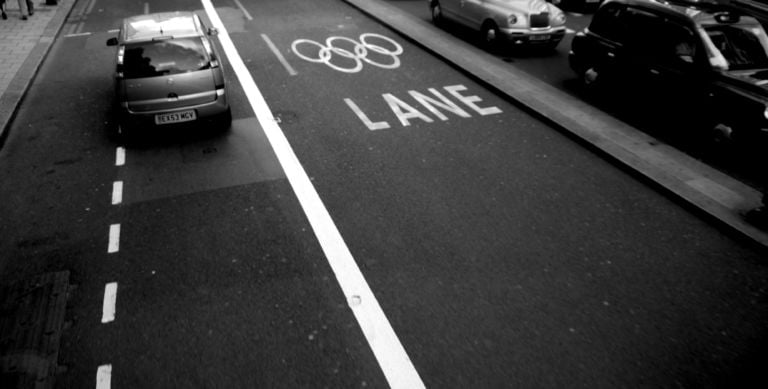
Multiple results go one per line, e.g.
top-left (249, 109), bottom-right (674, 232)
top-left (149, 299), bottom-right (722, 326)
top-left (346, 84), bottom-right (501, 130)
top-left (291, 33), bottom-right (403, 73)
top-left (200, 1), bottom-right (425, 387)
top-left (262, 34), bottom-right (297, 76)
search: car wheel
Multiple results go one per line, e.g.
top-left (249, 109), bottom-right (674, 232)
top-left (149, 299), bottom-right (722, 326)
top-left (580, 66), bottom-right (601, 92)
top-left (481, 21), bottom-right (501, 51)
top-left (431, 1), bottom-right (443, 26)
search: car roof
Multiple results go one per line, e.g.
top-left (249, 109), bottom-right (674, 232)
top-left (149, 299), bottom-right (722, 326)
top-left (121, 11), bottom-right (202, 43)
top-left (602, 0), bottom-right (761, 26)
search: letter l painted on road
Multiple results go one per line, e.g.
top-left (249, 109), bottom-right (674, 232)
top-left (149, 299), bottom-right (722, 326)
top-left (344, 98), bottom-right (391, 131)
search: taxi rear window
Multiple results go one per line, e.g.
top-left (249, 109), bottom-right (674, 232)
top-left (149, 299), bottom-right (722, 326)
top-left (123, 37), bottom-right (210, 79)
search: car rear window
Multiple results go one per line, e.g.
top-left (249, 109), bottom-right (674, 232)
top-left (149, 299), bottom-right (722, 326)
top-left (123, 37), bottom-right (210, 79)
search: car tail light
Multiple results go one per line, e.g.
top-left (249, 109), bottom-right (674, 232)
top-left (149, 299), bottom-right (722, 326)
top-left (202, 38), bottom-right (219, 68)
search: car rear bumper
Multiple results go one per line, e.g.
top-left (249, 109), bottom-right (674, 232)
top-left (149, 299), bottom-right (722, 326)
top-left (118, 93), bottom-right (229, 129)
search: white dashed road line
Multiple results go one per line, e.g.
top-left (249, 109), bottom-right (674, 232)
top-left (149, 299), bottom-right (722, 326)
top-left (201, 1), bottom-right (425, 387)
top-left (96, 364), bottom-right (112, 389)
top-left (111, 181), bottom-right (123, 205)
top-left (108, 224), bottom-right (120, 253)
top-left (115, 147), bottom-right (125, 166)
top-left (262, 34), bottom-right (298, 76)
top-left (101, 283), bottom-right (118, 323)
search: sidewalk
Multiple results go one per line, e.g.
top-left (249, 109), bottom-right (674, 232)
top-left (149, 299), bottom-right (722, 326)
top-left (0, 0), bottom-right (75, 146)
top-left (344, 0), bottom-right (768, 249)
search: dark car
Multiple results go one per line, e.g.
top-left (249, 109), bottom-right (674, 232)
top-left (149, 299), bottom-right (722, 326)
top-left (106, 11), bottom-right (231, 137)
top-left (569, 0), bottom-right (768, 143)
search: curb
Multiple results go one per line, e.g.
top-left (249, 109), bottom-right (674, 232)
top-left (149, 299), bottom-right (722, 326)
top-left (0, 0), bottom-right (78, 149)
top-left (343, 0), bottom-right (768, 249)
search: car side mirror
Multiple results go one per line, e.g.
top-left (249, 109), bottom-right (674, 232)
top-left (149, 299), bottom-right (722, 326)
top-left (208, 27), bottom-right (218, 36)
top-left (106, 37), bottom-right (118, 46)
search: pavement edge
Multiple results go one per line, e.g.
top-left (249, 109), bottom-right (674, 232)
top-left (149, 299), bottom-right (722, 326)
top-left (343, 0), bottom-right (768, 250)
top-left (0, 0), bottom-right (78, 149)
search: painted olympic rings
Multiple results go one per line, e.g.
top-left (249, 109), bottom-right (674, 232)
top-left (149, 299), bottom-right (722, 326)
top-left (291, 33), bottom-right (404, 73)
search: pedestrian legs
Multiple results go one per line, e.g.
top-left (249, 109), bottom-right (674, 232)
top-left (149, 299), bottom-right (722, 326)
top-left (16, 0), bottom-right (28, 20)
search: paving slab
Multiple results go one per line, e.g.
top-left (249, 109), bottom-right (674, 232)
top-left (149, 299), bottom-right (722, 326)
top-left (0, 0), bottom-right (76, 147)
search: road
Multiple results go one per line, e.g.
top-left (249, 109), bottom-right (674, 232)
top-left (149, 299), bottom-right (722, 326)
top-left (0, 0), bottom-right (767, 388)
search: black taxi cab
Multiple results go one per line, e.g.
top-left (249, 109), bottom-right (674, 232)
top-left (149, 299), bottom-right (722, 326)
top-left (569, 0), bottom-right (768, 143)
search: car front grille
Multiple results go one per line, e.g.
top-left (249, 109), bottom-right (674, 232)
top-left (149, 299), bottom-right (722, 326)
top-left (530, 13), bottom-right (550, 28)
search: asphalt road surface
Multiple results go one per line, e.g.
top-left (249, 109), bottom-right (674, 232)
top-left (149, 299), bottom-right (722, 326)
top-left (0, 0), bottom-right (767, 388)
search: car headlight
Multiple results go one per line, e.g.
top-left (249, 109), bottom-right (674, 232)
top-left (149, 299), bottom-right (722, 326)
top-left (763, 106), bottom-right (768, 121)
top-left (508, 14), bottom-right (518, 25)
top-left (553, 12), bottom-right (566, 25)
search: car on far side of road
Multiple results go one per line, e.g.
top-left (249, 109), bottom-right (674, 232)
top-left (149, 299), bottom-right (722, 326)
top-left (106, 11), bottom-right (231, 138)
top-left (549, 0), bottom-right (604, 13)
top-left (429, 0), bottom-right (568, 50)
top-left (569, 0), bottom-right (768, 144)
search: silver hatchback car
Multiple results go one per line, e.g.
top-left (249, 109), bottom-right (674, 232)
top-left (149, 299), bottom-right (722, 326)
top-left (106, 11), bottom-right (230, 136)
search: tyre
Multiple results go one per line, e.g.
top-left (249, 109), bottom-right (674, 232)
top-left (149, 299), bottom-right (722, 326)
top-left (481, 21), bottom-right (501, 52)
top-left (431, 1), bottom-right (443, 26)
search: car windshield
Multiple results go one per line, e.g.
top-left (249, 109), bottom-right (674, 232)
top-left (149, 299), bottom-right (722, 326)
top-left (702, 23), bottom-right (768, 70)
top-left (123, 37), bottom-right (210, 79)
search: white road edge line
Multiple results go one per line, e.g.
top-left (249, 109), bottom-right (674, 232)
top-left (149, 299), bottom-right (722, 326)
top-left (64, 32), bottom-right (92, 38)
top-left (101, 282), bottom-right (118, 323)
top-left (261, 34), bottom-right (298, 76)
top-left (112, 181), bottom-right (123, 205)
top-left (108, 224), bottom-right (120, 254)
top-left (115, 147), bottom-right (125, 166)
top-left (199, 1), bottom-right (424, 388)
top-left (96, 364), bottom-right (112, 389)
top-left (232, 0), bottom-right (253, 21)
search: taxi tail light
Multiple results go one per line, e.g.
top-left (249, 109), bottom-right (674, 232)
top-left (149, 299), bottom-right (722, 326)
top-left (116, 46), bottom-right (125, 78)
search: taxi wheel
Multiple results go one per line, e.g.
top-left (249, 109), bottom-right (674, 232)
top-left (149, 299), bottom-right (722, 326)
top-left (430, 1), bottom-right (443, 26)
top-left (580, 67), bottom-right (601, 92)
top-left (481, 22), bottom-right (501, 51)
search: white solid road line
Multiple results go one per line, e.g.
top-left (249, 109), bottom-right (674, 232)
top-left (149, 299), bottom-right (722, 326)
top-left (199, 1), bottom-right (425, 388)
top-left (108, 224), bottom-right (120, 254)
top-left (233, 0), bottom-right (253, 21)
top-left (96, 364), bottom-right (112, 389)
top-left (111, 181), bottom-right (123, 205)
top-left (262, 34), bottom-right (298, 76)
top-left (101, 283), bottom-right (118, 323)
top-left (115, 147), bottom-right (125, 166)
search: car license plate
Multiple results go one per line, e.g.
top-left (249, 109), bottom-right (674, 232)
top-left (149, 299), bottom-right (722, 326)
top-left (155, 110), bottom-right (197, 125)
top-left (529, 35), bottom-right (549, 41)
